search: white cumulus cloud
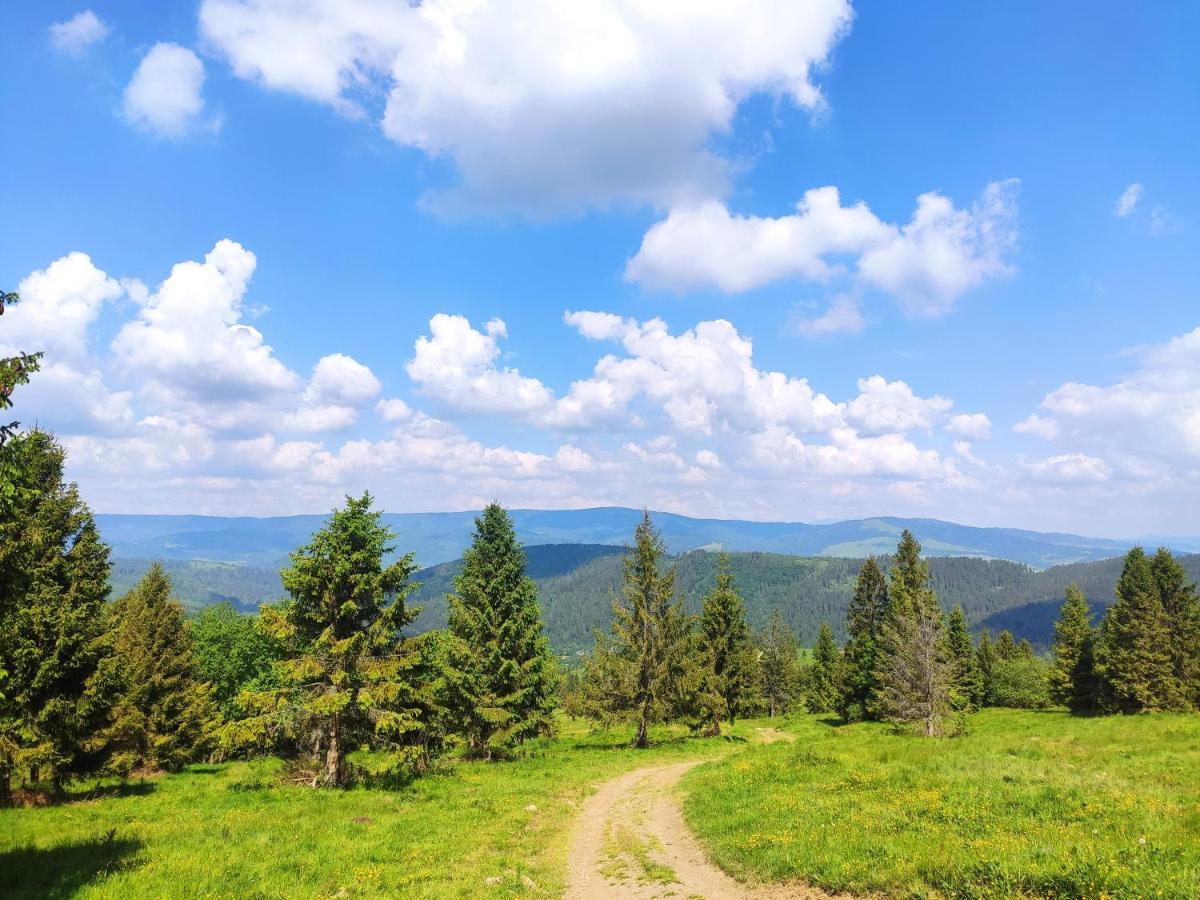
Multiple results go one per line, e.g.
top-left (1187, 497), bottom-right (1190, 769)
top-left (198, 0), bottom-right (853, 214)
top-left (123, 43), bottom-right (212, 138)
top-left (49, 10), bottom-right (110, 56)
top-left (629, 180), bottom-right (1019, 317)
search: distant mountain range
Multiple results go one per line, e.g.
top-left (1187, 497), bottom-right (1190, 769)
top-left (111, 544), bottom-right (1200, 653)
top-left (94, 507), bottom-right (1200, 571)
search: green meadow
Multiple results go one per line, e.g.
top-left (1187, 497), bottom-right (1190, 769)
top-left (684, 709), bottom-right (1200, 899)
top-left (0, 718), bottom-right (735, 900)
top-left (5, 710), bottom-right (1198, 898)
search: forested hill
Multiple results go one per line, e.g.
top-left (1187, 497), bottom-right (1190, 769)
top-left (407, 546), bottom-right (1200, 653)
top-left (95, 508), bottom-right (1200, 569)
top-left (113, 545), bottom-right (1200, 653)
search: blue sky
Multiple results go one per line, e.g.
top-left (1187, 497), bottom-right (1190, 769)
top-left (1, 1), bottom-right (1197, 535)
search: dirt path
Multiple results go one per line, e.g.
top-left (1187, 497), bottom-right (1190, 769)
top-left (564, 730), bottom-right (831, 899)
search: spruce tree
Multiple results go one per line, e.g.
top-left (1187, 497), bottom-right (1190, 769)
top-left (994, 630), bottom-right (1019, 661)
top-left (1149, 548), bottom-right (1200, 710)
top-left (575, 511), bottom-right (695, 748)
top-left (225, 493), bottom-right (436, 786)
top-left (1049, 584), bottom-right (1098, 711)
top-left (976, 630), bottom-right (997, 706)
top-left (103, 564), bottom-right (219, 774)
top-left (806, 623), bottom-right (840, 713)
top-left (1017, 638), bottom-right (1035, 658)
top-left (0, 289), bottom-right (42, 449)
top-left (757, 609), bottom-right (798, 717)
top-left (696, 554), bottom-right (756, 734)
top-left (873, 531), bottom-right (951, 736)
top-left (445, 503), bottom-right (557, 758)
top-left (837, 557), bottom-right (888, 721)
top-left (1096, 547), bottom-right (1184, 713)
top-left (0, 431), bottom-right (116, 802)
top-left (946, 605), bottom-right (983, 710)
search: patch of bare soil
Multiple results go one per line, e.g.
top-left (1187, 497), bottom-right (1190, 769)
top-left (564, 737), bottom-right (845, 899)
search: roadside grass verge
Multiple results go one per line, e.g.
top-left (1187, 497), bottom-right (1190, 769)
top-left (683, 708), bottom-right (1200, 898)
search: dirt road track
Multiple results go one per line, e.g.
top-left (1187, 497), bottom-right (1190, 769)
top-left (564, 729), bottom-right (837, 899)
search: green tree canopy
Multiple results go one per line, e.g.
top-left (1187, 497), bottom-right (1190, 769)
top-left (445, 503), bottom-right (557, 758)
top-left (0, 431), bottom-right (115, 802)
top-left (574, 511), bottom-right (696, 747)
top-left (1049, 584), bottom-right (1098, 711)
top-left (837, 557), bottom-right (888, 722)
top-left (224, 493), bottom-right (437, 786)
top-left (696, 553), bottom-right (756, 734)
top-left (103, 564), bottom-right (219, 774)
top-left (756, 609), bottom-right (799, 718)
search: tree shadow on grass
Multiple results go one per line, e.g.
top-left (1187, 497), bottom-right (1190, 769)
top-left (70, 781), bottom-right (157, 802)
top-left (0, 831), bottom-right (143, 899)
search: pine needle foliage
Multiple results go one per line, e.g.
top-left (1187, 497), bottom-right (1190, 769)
top-left (1096, 547), bottom-right (1185, 713)
top-left (805, 623), bottom-right (840, 713)
top-left (946, 604), bottom-right (984, 711)
top-left (222, 493), bottom-right (438, 786)
top-left (574, 511), bottom-right (696, 748)
top-left (756, 609), bottom-right (799, 717)
top-left (1149, 548), bottom-right (1200, 710)
top-left (103, 564), bottom-right (219, 774)
top-left (0, 431), bottom-right (116, 803)
top-left (446, 503), bottom-right (557, 758)
top-left (696, 553), bottom-right (756, 734)
top-left (837, 557), bottom-right (888, 721)
top-left (873, 530), bottom-right (951, 736)
top-left (1049, 584), bottom-right (1098, 711)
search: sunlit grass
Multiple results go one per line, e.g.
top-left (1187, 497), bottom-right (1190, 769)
top-left (0, 717), bottom-right (745, 899)
top-left (683, 708), bottom-right (1200, 898)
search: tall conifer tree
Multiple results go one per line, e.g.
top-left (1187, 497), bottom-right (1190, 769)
top-left (1149, 548), bottom-right (1200, 710)
top-left (1096, 547), bottom-right (1184, 713)
top-left (946, 605), bottom-right (983, 710)
top-left (446, 503), bottom-right (557, 758)
top-left (0, 432), bottom-right (116, 802)
top-left (976, 630), bottom-right (997, 706)
top-left (873, 531), bottom-right (951, 736)
top-left (806, 623), bottom-right (840, 713)
top-left (1049, 584), bottom-right (1098, 711)
top-left (575, 511), bottom-right (695, 748)
top-left (227, 494), bottom-right (436, 786)
top-left (696, 554), bottom-right (755, 734)
top-left (757, 609), bottom-right (798, 717)
top-left (103, 564), bottom-right (219, 773)
top-left (837, 557), bottom-right (888, 721)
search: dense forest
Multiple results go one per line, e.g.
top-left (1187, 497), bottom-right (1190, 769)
top-left (409, 548), bottom-right (1200, 652)
top-left (110, 547), bottom-right (1200, 652)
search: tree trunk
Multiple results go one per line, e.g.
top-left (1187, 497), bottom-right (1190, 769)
top-left (0, 765), bottom-right (10, 808)
top-left (634, 715), bottom-right (649, 749)
top-left (324, 716), bottom-right (342, 787)
top-left (702, 718), bottom-right (721, 737)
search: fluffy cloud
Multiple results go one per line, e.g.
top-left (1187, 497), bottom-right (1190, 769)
top-left (199, 0), bottom-right (852, 214)
top-left (791, 294), bottom-right (866, 339)
top-left (946, 412), bottom-right (992, 440)
top-left (1, 252), bottom-right (122, 360)
top-left (857, 180), bottom-right (1019, 316)
top-left (845, 376), bottom-right (952, 435)
top-left (113, 240), bottom-right (299, 404)
top-left (406, 314), bottom-right (554, 416)
top-left (628, 180), bottom-right (1019, 316)
top-left (1115, 183), bottom-right (1143, 218)
top-left (49, 10), bottom-right (110, 56)
top-left (627, 188), bottom-right (891, 292)
top-left (123, 43), bottom-right (212, 138)
top-left (1013, 413), bottom-right (1058, 440)
top-left (1025, 326), bottom-right (1200, 461)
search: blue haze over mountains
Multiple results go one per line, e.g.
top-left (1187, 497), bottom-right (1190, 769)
top-left (96, 507), bottom-right (1200, 571)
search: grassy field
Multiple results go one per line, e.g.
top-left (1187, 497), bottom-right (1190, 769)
top-left (0, 718), bottom-right (744, 899)
top-left (5, 710), bottom-right (1198, 899)
top-left (683, 709), bottom-right (1200, 899)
